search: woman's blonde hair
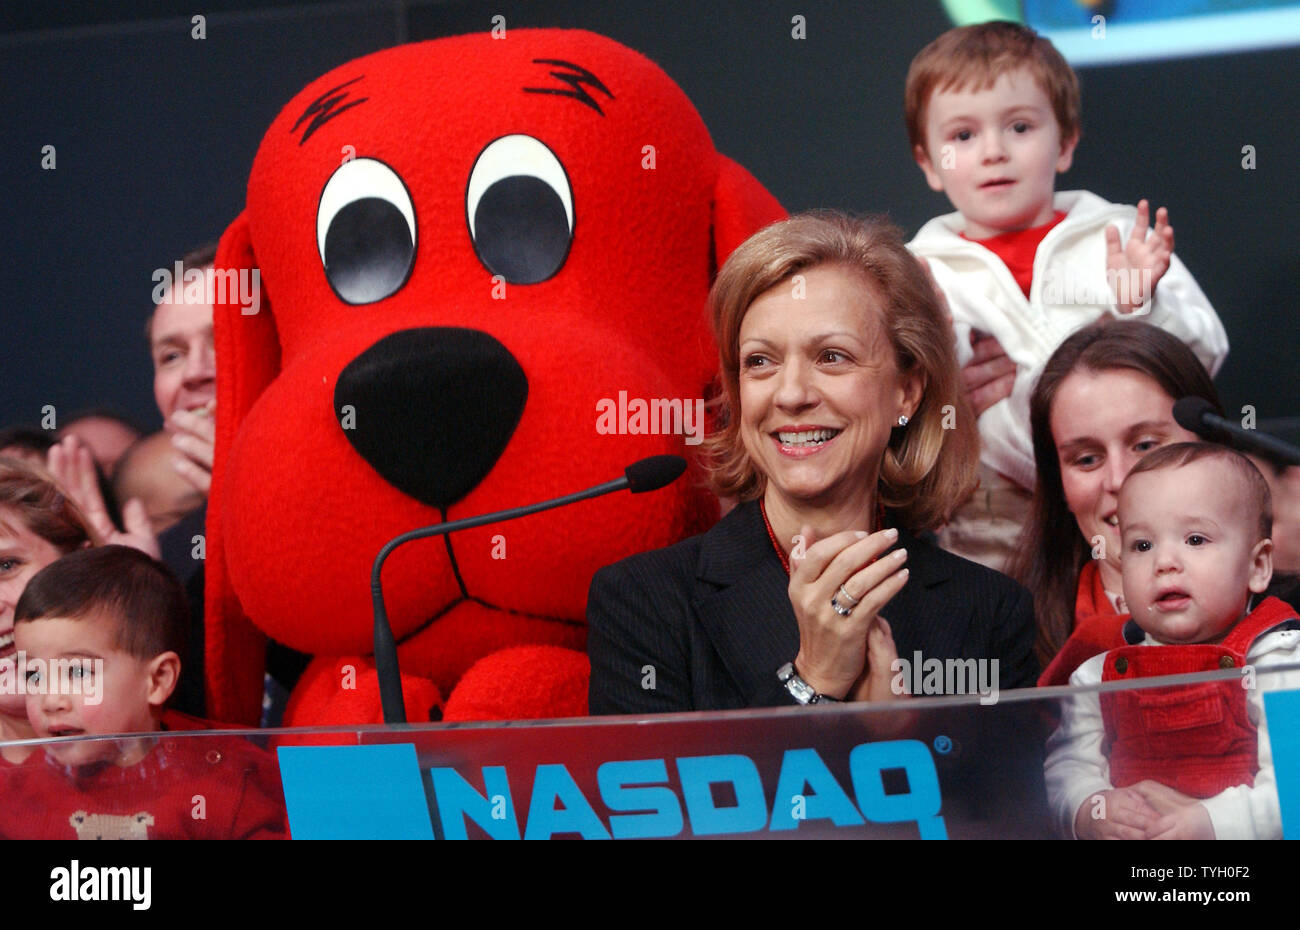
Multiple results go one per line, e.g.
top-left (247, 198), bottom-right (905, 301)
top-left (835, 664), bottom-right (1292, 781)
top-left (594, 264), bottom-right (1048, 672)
top-left (0, 455), bottom-right (100, 552)
top-left (703, 211), bottom-right (979, 533)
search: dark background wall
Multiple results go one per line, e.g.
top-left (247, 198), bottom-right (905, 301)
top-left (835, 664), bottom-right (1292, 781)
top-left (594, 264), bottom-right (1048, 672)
top-left (3, 0), bottom-right (1295, 434)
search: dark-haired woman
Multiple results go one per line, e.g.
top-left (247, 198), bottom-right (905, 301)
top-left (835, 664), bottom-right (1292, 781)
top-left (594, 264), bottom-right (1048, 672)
top-left (1007, 320), bottom-right (1217, 685)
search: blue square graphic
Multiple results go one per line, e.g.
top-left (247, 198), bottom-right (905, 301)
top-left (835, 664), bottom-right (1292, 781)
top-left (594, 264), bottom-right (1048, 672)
top-left (277, 743), bottom-right (434, 840)
top-left (1265, 689), bottom-right (1300, 840)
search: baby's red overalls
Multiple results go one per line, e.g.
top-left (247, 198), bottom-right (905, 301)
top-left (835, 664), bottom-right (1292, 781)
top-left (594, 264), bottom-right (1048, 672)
top-left (1100, 596), bottom-right (1298, 798)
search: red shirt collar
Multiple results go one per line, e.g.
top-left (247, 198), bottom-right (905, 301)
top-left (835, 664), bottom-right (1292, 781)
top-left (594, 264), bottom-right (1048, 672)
top-left (759, 498), bottom-right (886, 574)
top-left (961, 210), bottom-right (1067, 298)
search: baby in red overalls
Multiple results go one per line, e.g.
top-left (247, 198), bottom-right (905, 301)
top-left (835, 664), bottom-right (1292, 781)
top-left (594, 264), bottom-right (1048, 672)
top-left (1045, 441), bottom-right (1300, 839)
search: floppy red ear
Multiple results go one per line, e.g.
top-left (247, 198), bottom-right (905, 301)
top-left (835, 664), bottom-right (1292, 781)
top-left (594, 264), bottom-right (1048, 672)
top-left (711, 154), bottom-right (786, 270)
top-left (204, 211), bottom-right (280, 725)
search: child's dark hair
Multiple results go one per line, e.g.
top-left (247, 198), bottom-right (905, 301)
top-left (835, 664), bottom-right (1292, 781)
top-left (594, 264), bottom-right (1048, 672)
top-left (14, 545), bottom-right (188, 663)
top-left (1125, 441), bottom-right (1272, 541)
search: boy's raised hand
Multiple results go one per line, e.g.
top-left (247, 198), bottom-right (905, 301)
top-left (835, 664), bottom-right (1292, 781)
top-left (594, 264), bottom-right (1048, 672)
top-left (1106, 199), bottom-right (1175, 315)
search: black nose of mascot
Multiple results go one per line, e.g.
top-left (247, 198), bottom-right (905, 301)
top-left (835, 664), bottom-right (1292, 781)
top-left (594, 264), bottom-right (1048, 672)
top-left (334, 327), bottom-right (528, 510)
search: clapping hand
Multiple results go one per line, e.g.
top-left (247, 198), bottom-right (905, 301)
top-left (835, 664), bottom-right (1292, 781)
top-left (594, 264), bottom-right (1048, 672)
top-left (46, 436), bottom-right (162, 560)
top-left (849, 614), bottom-right (919, 738)
top-left (167, 402), bottom-right (216, 497)
top-left (849, 616), bottom-right (904, 704)
top-left (788, 524), bottom-right (910, 701)
top-left (1106, 199), bottom-right (1174, 315)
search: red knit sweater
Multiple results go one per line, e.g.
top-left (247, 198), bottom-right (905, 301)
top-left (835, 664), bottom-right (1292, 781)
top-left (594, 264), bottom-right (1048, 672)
top-left (0, 727), bottom-right (286, 840)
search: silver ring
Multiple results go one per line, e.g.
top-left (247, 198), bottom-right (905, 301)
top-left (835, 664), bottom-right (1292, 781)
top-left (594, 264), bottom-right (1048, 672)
top-left (831, 595), bottom-right (854, 617)
top-left (836, 584), bottom-right (861, 607)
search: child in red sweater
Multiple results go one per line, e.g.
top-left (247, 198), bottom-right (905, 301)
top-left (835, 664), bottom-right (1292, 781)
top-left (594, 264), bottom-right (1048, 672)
top-left (0, 545), bottom-right (286, 839)
top-left (1045, 443), bottom-right (1300, 840)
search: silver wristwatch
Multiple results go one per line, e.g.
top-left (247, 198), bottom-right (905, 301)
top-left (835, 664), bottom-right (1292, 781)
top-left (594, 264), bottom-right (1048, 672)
top-left (777, 662), bottom-right (840, 705)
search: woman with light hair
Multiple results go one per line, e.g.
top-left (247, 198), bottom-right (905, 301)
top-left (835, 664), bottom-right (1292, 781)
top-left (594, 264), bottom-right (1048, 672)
top-left (588, 211), bottom-right (1039, 713)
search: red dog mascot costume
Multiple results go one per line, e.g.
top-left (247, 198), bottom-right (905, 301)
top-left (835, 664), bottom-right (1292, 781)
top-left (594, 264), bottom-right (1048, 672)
top-left (205, 29), bottom-right (785, 727)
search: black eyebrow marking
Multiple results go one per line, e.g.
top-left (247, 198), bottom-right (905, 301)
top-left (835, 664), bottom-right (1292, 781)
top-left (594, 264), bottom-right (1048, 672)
top-left (523, 59), bottom-right (614, 116)
top-left (292, 75), bottom-right (369, 145)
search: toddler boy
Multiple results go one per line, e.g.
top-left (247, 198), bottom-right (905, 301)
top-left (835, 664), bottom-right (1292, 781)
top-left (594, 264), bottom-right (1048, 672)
top-left (1, 545), bottom-right (286, 839)
top-left (904, 21), bottom-right (1228, 567)
top-left (1045, 443), bottom-right (1300, 840)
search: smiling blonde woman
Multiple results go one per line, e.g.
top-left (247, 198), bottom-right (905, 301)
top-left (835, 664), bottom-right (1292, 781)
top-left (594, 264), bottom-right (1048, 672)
top-left (587, 211), bottom-right (1039, 713)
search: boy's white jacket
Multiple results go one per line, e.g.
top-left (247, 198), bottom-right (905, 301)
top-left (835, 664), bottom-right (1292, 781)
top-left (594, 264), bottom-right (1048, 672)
top-left (909, 190), bottom-right (1229, 490)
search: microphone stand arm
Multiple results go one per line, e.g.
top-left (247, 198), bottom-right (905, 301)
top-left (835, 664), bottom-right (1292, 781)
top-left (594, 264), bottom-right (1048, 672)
top-left (370, 476), bottom-right (629, 724)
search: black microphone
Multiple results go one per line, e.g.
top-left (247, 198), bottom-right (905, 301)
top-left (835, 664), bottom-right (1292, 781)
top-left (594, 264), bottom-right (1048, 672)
top-left (1173, 396), bottom-right (1300, 467)
top-left (371, 455), bottom-right (687, 723)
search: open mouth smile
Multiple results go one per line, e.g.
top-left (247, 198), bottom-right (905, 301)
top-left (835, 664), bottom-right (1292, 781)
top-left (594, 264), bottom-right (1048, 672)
top-left (773, 428), bottom-right (841, 454)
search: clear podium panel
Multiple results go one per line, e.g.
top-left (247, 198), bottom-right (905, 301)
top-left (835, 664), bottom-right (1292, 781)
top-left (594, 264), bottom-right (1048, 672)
top-left (0, 730), bottom-right (289, 840)
top-left (1, 666), bottom-right (1296, 839)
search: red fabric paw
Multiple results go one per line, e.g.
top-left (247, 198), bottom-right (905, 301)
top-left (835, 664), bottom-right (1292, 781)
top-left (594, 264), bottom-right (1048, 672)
top-left (443, 646), bottom-right (590, 722)
top-left (282, 656), bottom-right (442, 731)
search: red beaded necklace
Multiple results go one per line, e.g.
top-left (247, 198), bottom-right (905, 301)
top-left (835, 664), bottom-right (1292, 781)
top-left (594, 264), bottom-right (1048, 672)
top-left (759, 498), bottom-right (887, 574)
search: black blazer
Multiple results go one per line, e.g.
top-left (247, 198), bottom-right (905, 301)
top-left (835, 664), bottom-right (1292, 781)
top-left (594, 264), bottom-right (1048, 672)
top-left (587, 499), bottom-right (1040, 714)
